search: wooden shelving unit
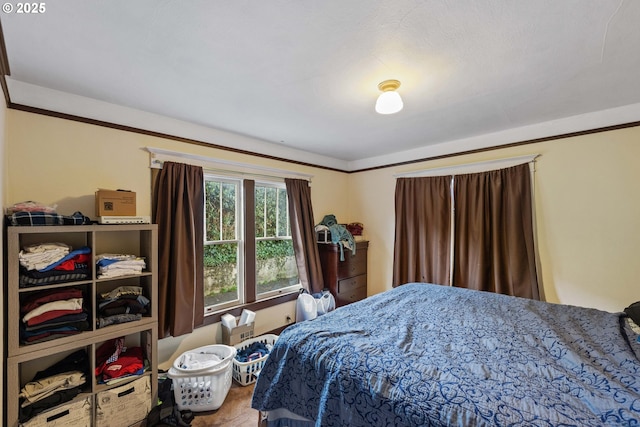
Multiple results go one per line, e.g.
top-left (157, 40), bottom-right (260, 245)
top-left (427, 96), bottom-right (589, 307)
top-left (4, 224), bottom-right (158, 427)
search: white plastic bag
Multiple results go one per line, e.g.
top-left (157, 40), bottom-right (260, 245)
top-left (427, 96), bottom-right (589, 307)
top-left (296, 290), bottom-right (336, 322)
top-left (314, 290), bottom-right (336, 316)
top-left (296, 292), bottom-right (317, 322)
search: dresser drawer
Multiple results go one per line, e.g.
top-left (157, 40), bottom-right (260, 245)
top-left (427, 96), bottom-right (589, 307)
top-left (337, 274), bottom-right (367, 305)
top-left (318, 241), bottom-right (369, 307)
top-left (337, 253), bottom-right (367, 278)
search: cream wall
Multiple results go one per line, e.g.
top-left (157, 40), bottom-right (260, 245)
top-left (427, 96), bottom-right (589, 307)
top-left (5, 108), bottom-right (640, 371)
top-left (1, 95), bottom-right (7, 413)
top-left (4, 111), bottom-right (347, 222)
top-left (349, 126), bottom-right (640, 313)
top-left (4, 109), bottom-right (349, 368)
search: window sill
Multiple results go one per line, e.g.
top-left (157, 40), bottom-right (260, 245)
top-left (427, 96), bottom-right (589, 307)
top-left (200, 291), bottom-right (300, 327)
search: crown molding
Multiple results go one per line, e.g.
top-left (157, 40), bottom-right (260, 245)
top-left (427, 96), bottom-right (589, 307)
top-left (6, 78), bottom-right (640, 173)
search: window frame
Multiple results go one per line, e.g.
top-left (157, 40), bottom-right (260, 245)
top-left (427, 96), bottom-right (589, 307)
top-left (254, 180), bottom-right (301, 300)
top-left (201, 174), bottom-right (301, 324)
top-left (203, 175), bottom-right (244, 313)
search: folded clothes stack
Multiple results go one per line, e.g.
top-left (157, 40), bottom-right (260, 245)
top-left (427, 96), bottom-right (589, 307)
top-left (97, 286), bottom-right (150, 328)
top-left (19, 243), bottom-right (92, 288)
top-left (96, 254), bottom-right (146, 278)
top-left (19, 242), bottom-right (70, 270)
top-left (95, 337), bottom-right (146, 384)
top-left (18, 349), bottom-right (89, 423)
top-left (20, 287), bottom-right (90, 344)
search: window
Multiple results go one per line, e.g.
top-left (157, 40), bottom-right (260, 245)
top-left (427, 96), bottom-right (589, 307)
top-left (254, 183), bottom-right (300, 298)
top-left (204, 177), bottom-right (242, 310)
top-left (393, 162), bottom-right (540, 299)
top-left (204, 175), bottom-right (300, 314)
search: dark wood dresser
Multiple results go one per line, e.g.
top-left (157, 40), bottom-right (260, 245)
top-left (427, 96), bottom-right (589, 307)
top-left (318, 240), bottom-right (368, 307)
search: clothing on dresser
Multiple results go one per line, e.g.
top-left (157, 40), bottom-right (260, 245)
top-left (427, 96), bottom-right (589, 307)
top-left (316, 214), bottom-right (356, 261)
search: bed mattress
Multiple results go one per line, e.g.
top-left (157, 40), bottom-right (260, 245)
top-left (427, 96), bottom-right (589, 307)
top-left (252, 283), bottom-right (640, 426)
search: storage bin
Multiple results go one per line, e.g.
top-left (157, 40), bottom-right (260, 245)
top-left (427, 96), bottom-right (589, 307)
top-left (232, 334), bottom-right (278, 386)
top-left (168, 344), bottom-right (237, 411)
top-left (20, 397), bottom-right (92, 427)
top-left (95, 376), bottom-right (151, 427)
top-left (222, 321), bottom-right (254, 346)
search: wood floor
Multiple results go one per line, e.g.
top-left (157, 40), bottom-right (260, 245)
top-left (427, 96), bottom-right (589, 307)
top-left (190, 382), bottom-right (257, 427)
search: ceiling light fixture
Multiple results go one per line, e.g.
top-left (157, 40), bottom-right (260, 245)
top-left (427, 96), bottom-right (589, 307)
top-left (375, 79), bottom-right (403, 114)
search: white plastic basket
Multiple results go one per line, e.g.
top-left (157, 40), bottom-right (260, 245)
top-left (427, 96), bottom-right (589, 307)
top-left (232, 334), bottom-right (278, 386)
top-left (168, 344), bottom-right (237, 411)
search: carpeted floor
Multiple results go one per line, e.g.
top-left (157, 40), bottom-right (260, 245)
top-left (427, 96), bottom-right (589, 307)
top-left (190, 382), bottom-right (258, 427)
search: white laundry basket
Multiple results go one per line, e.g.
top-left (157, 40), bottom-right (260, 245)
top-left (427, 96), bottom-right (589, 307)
top-left (232, 334), bottom-right (279, 386)
top-left (168, 344), bottom-right (237, 411)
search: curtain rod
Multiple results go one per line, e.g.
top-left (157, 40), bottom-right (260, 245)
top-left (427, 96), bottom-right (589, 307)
top-left (145, 147), bottom-right (314, 181)
top-left (393, 154), bottom-right (540, 178)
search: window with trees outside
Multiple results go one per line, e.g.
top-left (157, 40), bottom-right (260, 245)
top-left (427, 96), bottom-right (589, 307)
top-left (204, 175), bottom-right (301, 314)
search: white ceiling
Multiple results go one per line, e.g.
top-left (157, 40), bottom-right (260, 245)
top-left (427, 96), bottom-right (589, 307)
top-left (2, 0), bottom-right (640, 171)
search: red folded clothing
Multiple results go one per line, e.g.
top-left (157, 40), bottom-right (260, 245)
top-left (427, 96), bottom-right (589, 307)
top-left (100, 346), bottom-right (144, 380)
top-left (54, 253), bottom-right (91, 271)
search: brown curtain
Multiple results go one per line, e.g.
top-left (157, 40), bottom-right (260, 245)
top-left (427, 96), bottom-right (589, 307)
top-left (453, 163), bottom-right (540, 299)
top-left (285, 178), bottom-right (324, 293)
top-left (393, 176), bottom-right (452, 287)
top-left (153, 161), bottom-right (205, 338)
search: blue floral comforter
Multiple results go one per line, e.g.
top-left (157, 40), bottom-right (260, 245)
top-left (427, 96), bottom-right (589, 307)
top-left (252, 283), bottom-right (640, 426)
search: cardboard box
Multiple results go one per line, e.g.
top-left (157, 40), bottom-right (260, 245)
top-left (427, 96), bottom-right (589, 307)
top-left (95, 190), bottom-right (136, 216)
top-left (222, 322), bottom-right (254, 346)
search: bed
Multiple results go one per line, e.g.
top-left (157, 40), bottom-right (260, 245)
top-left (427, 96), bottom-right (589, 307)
top-left (251, 283), bottom-right (640, 426)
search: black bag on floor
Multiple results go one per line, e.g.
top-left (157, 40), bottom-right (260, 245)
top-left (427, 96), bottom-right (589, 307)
top-left (146, 378), bottom-right (193, 427)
